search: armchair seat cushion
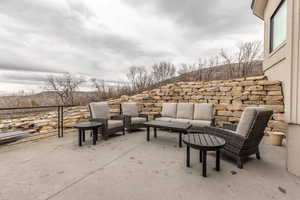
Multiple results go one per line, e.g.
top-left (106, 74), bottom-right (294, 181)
top-left (189, 120), bottom-right (211, 127)
top-left (131, 117), bottom-right (147, 124)
top-left (156, 117), bottom-right (173, 122)
top-left (107, 120), bottom-right (123, 129)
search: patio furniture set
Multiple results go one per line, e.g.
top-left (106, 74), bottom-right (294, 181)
top-left (73, 102), bottom-right (273, 177)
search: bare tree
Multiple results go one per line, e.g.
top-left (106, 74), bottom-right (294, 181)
top-left (218, 41), bottom-right (262, 78)
top-left (44, 73), bottom-right (85, 105)
top-left (127, 66), bottom-right (153, 92)
top-left (91, 79), bottom-right (107, 100)
top-left (236, 41), bottom-right (262, 76)
top-left (177, 64), bottom-right (197, 75)
top-left (151, 62), bottom-right (176, 83)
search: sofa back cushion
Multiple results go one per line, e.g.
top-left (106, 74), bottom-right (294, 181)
top-left (122, 102), bottom-right (139, 117)
top-left (193, 103), bottom-right (213, 121)
top-left (89, 102), bottom-right (110, 119)
top-left (236, 107), bottom-right (257, 137)
top-left (176, 103), bottom-right (194, 119)
top-left (161, 103), bottom-right (177, 118)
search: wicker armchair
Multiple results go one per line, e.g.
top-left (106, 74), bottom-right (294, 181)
top-left (205, 107), bottom-right (273, 169)
top-left (88, 102), bottom-right (125, 140)
top-left (121, 102), bottom-right (148, 133)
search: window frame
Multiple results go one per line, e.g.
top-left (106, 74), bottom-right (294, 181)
top-left (270, 0), bottom-right (287, 53)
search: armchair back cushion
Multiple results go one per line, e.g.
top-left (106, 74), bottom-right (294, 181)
top-left (122, 102), bottom-right (139, 117)
top-left (89, 102), bottom-right (110, 119)
top-left (236, 107), bottom-right (273, 138)
top-left (236, 107), bottom-right (257, 137)
top-left (161, 103), bottom-right (177, 118)
top-left (193, 103), bottom-right (213, 120)
top-left (176, 103), bottom-right (194, 119)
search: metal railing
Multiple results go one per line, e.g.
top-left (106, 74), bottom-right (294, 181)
top-left (0, 105), bottom-right (77, 138)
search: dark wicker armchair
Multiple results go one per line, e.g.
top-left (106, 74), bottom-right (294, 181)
top-left (89, 102), bottom-right (125, 140)
top-left (121, 102), bottom-right (148, 133)
top-left (205, 107), bottom-right (273, 169)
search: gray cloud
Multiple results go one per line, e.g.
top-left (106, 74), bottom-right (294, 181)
top-left (125, 0), bottom-right (259, 38)
top-left (0, 0), bottom-right (262, 93)
top-left (0, 61), bottom-right (66, 73)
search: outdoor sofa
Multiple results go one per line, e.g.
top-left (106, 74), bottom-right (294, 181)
top-left (121, 102), bottom-right (148, 133)
top-left (88, 102), bottom-right (125, 140)
top-left (155, 103), bottom-right (215, 127)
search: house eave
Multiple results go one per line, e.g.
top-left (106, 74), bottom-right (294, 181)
top-left (251, 0), bottom-right (268, 20)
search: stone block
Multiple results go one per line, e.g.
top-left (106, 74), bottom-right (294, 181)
top-left (263, 96), bottom-right (284, 101)
top-left (268, 91), bottom-right (282, 96)
top-left (259, 105), bottom-right (284, 113)
top-left (257, 80), bottom-right (281, 85)
top-left (245, 85), bottom-right (264, 91)
top-left (264, 85), bottom-right (282, 91)
top-left (220, 87), bottom-right (232, 92)
top-left (217, 111), bottom-right (233, 116)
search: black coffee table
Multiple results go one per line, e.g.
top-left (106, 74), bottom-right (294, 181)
top-left (183, 133), bottom-right (226, 177)
top-left (73, 121), bottom-right (103, 146)
top-left (144, 120), bottom-right (191, 147)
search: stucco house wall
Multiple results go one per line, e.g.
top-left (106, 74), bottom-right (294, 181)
top-left (252, 0), bottom-right (300, 176)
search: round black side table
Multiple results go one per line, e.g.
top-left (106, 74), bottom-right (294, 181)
top-left (73, 121), bottom-right (103, 146)
top-left (183, 133), bottom-right (226, 177)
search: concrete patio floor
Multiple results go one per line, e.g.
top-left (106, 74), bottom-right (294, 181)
top-left (0, 129), bottom-right (299, 200)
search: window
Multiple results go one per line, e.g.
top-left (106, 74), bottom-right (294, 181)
top-left (270, 0), bottom-right (287, 52)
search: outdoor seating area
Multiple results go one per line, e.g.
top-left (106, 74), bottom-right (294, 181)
top-left (0, 101), bottom-right (299, 199)
top-left (72, 102), bottom-right (274, 173)
top-left (0, 128), bottom-right (299, 200)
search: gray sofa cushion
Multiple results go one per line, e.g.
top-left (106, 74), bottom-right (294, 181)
top-left (122, 102), bottom-right (139, 117)
top-left (161, 103), bottom-right (177, 118)
top-left (170, 118), bottom-right (190, 124)
top-left (89, 102), bottom-right (110, 119)
top-left (156, 117), bottom-right (173, 122)
top-left (108, 120), bottom-right (123, 129)
top-left (176, 103), bottom-right (194, 119)
top-left (131, 117), bottom-right (147, 124)
top-left (236, 107), bottom-right (258, 137)
top-left (194, 103), bottom-right (213, 120)
top-left (189, 120), bottom-right (211, 127)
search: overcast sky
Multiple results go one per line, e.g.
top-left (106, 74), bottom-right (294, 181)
top-left (0, 0), bottom-right (263, 94)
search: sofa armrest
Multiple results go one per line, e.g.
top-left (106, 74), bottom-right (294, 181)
top-left (138, 113), bottom-right (149, 121)
top-left (223, 123), bottom-right (238, 131)
top-left (211, 118), bottom-right (216, 127)
top-left (110, 114), bottom-right (124, 120)
top-left (90, 118), bottom-right (108, 129)
top-left (153, 113), bottom-right (162, 120)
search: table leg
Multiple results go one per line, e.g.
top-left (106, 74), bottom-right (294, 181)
top-left (179, 132), bottom-right (182, 148)
top-left (82, 130), bottom-right (85, 142)
top-left (78, 129), bottom-right (82, 146)
top-left (186, 146), bottom-right (190, 167)
top-left (96, 128), bottom-right (99, 141)
top-left (202, 150), bottom-right (207, 177)
top-left (199, 150), bottom-right (203, 163)
top-left (154, 128), bottom-right (157, 138)
top-left (216, 150), bottom-right (220, 171)
top-left (93, 128), bottom-right (97, 145)
top-left (147, 126), bottom-right (150, 141)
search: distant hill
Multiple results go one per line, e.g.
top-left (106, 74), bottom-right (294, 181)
top-left (0, 91), bottom-right (99, 108)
